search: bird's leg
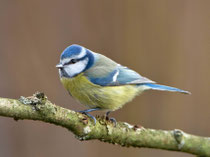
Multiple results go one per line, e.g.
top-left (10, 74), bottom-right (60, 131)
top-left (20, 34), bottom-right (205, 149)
top-left (78, 108), bottom-right (101, 125)
top-left (105, 111), bottom-right (117, 126)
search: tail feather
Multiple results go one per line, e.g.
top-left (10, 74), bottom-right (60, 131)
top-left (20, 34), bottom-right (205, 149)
top-left (141, 83), bottom-right (191, 94)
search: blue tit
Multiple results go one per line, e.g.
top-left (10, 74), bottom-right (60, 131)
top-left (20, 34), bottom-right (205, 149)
top-left (56, 44), bottom-right (190, 124)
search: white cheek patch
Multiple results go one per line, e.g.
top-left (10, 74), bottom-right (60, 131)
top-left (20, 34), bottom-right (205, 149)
top-left (64, 58), bottom-right (89, 77)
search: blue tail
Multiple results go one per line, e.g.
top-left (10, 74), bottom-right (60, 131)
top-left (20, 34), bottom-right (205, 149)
top-left (141, 83), bottom-right (191, 94)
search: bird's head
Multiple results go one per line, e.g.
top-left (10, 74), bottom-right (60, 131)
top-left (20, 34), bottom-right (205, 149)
top-left (56, 44), bottom-right (95, 78)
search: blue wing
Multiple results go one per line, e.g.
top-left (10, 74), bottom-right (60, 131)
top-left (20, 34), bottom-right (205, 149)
top-left (87, 65), bottom-right (155, 86)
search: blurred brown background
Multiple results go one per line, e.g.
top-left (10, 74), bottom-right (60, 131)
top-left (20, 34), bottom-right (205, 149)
top-left (0, 0), bottom-right (209, 157)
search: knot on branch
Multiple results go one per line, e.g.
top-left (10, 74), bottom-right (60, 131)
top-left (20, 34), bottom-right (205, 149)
top-left (173, 129), bottom-right (185, 150)
top-left (18, 92), bottom-right (57, 117)
top-left (19, 92), bottom-right (47, 106)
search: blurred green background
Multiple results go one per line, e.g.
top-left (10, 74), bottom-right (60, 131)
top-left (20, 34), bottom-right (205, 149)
top-left (0, 0), bottom-right (209, 157)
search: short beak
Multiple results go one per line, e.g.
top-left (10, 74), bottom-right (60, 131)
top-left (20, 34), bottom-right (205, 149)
top-left (56, 63), bottom-right (63, 69)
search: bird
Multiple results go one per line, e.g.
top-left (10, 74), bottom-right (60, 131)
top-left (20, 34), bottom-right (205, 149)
top-left (56, 44), bottom-right (190, 124)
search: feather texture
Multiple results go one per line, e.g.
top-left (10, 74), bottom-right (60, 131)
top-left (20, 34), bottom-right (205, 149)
top-left (61, 73), bottom-right (141, 111)
top-left (85, 53), bottom-right (155, 86)
top-left (57, 44), bottom-right (190, 114)
top-left (140, 83), bottom-right (191, 94)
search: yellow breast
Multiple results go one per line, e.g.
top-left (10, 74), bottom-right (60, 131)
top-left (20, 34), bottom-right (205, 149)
top-left (60, 73), bottom-right (141, 111)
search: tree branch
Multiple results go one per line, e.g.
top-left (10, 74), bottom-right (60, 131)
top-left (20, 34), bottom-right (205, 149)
top-left (0, 92), bottom-right (209, 156)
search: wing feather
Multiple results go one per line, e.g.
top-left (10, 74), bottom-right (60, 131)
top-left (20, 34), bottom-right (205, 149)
top-left (86, 65), bottom-right (155, 86)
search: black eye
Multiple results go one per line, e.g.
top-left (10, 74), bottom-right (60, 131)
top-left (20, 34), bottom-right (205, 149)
top-left (69, 59), bottom-right (77, 64)
top-left (64, 59), bottom-right (78, 65)
top-left (65, 59), bottom-right (77, 65)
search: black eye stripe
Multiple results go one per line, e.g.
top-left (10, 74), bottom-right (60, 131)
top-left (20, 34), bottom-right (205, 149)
top-left (64, 59), bottom-right (77, 65)
top-left (64, 55), bottom-right (88, 65)
top-left (78, 55), bottom-right (88, 61)
top-left (69, 59), bottom-right (77, 64)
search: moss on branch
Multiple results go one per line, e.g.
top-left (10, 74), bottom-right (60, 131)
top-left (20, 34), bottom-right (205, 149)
top-left (0, 92), bottom-right (209, 156)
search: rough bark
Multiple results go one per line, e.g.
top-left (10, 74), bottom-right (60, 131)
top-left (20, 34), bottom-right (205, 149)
top-left (0, 92), bottom-right (209, 156)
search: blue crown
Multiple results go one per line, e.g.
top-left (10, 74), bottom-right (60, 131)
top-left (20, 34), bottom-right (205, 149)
top-left (61, 44), bottom-right (83, 59)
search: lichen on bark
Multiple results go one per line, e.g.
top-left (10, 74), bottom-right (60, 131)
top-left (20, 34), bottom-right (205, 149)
top-left (0, 92), bottom-right (209, 156)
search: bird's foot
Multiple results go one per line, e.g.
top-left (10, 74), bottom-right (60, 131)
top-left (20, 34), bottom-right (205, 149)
top-left (105, 111), bottom-right (117, 127)
top-left (78, 108), bottom-right (100, 125)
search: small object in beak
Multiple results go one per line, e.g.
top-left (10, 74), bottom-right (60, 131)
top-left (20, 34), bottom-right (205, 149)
top-left (56, 63), bottom-right (63, 69)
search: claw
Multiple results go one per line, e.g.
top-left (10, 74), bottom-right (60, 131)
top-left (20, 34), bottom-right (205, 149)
top-left (81, 112), bottom-right (96, 124)
top-left (78, 108), bottom-right (100, 125)
top-left (106, 111), bottom-right (117, 126)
